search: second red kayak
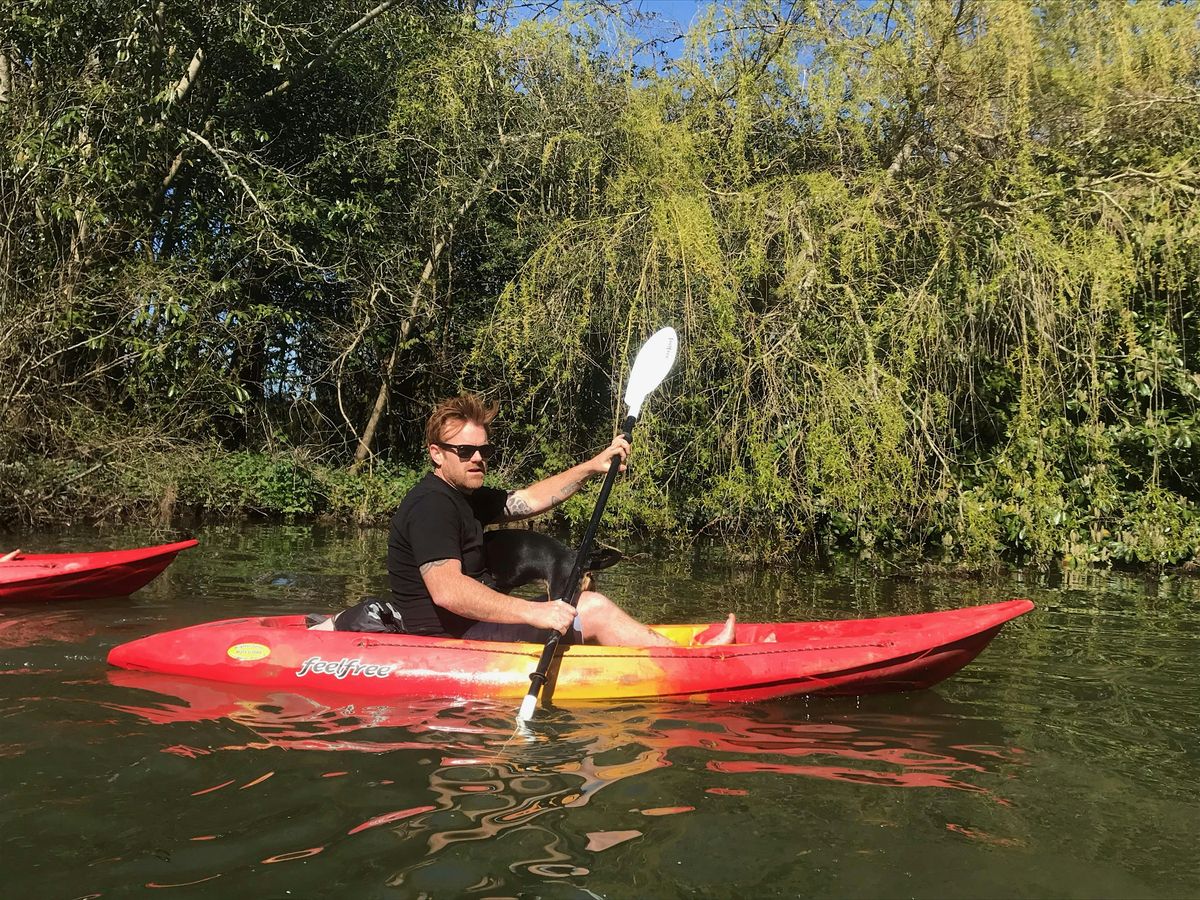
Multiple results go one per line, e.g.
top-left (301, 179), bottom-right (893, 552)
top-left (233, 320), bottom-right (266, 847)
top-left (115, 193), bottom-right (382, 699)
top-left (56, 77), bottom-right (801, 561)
top-left (0, 540), bottom-right (198, 603)
top-left (108, 598), bottom-right (1033, 704)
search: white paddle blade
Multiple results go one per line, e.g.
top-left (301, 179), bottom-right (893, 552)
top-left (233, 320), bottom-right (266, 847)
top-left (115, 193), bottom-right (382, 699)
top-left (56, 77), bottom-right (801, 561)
top-left (517, 693), bottom-right (537, 722)
top-left (623, 326), bottom-right (678, 418)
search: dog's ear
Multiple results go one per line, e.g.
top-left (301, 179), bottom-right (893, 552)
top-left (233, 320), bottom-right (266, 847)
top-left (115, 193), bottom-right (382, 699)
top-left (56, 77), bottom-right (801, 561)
top-left (586, 548), bottom-right (622, 571)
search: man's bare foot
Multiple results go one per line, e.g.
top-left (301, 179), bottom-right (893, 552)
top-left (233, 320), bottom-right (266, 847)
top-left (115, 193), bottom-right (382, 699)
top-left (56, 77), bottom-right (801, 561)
top-left (0, 549), bottom-right (21, 562)
top-left (698, 613), bottom-right (736, 646)
top-left (763, 632), bottom-right (777, 643)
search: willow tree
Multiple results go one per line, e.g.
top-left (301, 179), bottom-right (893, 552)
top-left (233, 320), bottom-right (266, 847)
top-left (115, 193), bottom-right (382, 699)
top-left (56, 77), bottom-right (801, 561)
top-left (476, 0), bottom-right (1200, 564)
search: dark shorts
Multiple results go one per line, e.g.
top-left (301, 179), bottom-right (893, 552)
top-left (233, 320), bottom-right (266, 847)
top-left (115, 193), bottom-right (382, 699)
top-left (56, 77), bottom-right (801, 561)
top-left (459, 617), bottom-right (581, 645)
top-left (332, 598), bottom-right (580, 645)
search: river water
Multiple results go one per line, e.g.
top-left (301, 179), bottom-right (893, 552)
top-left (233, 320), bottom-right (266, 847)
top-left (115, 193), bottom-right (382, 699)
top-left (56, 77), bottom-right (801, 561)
top-left (1, 524), bottom-right (1197, 898)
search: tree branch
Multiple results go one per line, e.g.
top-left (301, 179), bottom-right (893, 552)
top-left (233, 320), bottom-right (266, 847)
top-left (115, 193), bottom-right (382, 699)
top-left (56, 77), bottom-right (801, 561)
top-left (167, 46), bottom-right (204, 109)
top-left (258, 0), bottom-right (400, 103)
top-left (185, 128), bottom-right (272, 219)
top-left (0, 50), bottom-right (11, 104)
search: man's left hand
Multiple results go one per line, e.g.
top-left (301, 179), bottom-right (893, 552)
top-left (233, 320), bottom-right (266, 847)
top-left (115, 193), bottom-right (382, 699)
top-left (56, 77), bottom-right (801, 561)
top-left (587, 435), bottom-right (630, 476)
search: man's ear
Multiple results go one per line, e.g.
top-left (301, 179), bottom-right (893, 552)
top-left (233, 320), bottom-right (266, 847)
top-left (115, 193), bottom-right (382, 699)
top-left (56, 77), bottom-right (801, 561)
top-left (428, 444), bottom-right (443, 468)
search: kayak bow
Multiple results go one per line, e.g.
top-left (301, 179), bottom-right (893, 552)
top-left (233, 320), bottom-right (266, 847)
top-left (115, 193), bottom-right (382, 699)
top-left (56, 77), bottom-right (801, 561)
top-left (0, 540), bottom-right (198, 603)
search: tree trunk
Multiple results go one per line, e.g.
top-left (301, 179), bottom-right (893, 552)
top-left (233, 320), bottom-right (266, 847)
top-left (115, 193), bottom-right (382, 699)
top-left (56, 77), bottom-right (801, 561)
top-left (350, 153), bottom-right (505, 469)
top-left (0, 51), bottom-right (11, 104)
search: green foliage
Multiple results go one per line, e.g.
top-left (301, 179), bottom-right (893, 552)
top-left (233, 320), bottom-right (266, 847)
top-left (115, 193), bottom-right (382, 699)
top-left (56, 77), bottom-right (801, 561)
top-left (319, 463), bottom-right (421, 526)
top-left (472, 0), bottom-right (1200, 567)
top-left (4, 1), bottom-right (1200, 569)
top-left (0, 448), bottom-right (418, 528)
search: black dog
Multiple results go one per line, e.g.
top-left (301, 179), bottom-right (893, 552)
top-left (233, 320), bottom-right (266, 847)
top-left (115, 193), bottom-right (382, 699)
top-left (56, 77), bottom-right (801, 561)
top-left (483, 529), bottom-right (621, 602)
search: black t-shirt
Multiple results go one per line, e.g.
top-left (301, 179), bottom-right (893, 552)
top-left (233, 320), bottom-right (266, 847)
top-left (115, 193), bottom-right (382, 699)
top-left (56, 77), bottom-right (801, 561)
top-left (387, 472), bottom-right (508, 636)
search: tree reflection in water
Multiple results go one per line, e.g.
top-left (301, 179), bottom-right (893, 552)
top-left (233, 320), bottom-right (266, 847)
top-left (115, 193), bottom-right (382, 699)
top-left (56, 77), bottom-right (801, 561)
top-left (104, 671), bottom-right (1024, 884)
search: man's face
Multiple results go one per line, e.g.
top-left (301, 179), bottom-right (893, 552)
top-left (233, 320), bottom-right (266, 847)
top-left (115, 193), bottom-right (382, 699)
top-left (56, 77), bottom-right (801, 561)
top-left (429, 420), bottom-right (490, 493)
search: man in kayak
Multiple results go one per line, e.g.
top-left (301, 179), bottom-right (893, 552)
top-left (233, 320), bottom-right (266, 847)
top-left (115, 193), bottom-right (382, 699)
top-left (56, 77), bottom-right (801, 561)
top-left (325, 394), bottom-right (735, 646)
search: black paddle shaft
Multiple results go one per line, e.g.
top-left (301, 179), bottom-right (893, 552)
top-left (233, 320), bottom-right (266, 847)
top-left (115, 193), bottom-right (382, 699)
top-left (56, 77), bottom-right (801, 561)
top-left (525, 415), bottom-right (636, 697)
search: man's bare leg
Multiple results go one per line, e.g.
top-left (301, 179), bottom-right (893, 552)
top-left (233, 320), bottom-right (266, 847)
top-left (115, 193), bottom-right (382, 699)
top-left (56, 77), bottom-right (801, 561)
top-left (576, 592), bottom-right (736, 647)
top-left (1, 549), bottom-right (21, 562)
top-left (575, 591), bottom-right (678, 646)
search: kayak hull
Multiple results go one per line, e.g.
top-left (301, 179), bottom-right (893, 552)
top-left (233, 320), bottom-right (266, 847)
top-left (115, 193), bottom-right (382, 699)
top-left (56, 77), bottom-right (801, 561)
top-left (107, 599), bottom-right (1033, 703)
top-left (0, 540), bottom-right (198, 603)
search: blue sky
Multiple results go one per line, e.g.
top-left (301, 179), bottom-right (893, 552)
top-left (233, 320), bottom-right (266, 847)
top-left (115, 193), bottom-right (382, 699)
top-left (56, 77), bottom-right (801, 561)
top-left (504, 1), bottom-right (719, 68)
top-left (635, 0), bottom-right (705, 30)
top-left (616, 0), bottom-right (709, 65)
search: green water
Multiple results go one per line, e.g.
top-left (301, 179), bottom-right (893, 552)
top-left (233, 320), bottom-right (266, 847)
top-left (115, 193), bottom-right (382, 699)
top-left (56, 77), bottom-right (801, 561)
top-left (1, 525), bottom-right (1197, 898)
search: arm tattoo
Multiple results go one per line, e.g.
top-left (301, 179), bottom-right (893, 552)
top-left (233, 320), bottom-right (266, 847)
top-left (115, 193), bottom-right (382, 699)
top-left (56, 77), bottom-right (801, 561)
top-left (548, 481), bottom-right (580, 506)
top-left (504, 492), bottom-right (534, 517)
top-left (419, 559), bottom-right (453, 575)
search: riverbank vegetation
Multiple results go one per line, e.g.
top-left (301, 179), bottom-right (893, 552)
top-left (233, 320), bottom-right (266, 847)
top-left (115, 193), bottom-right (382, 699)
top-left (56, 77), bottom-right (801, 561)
top-left (3, 0), bottom-right (1200, 568)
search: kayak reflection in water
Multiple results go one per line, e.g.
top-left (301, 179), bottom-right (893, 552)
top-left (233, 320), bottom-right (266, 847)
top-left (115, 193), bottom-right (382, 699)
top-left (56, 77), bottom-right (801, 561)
top-left (315, 394), bottom-right (735, 647)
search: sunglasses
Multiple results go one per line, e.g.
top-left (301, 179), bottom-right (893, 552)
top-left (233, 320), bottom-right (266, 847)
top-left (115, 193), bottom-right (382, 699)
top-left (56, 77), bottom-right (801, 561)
top-left (435, 441), bottom-right (497, 462)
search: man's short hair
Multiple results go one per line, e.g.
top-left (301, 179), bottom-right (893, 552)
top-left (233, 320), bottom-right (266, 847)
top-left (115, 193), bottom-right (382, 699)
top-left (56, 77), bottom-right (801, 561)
top-left (425, 394), bottom-right (499, 447)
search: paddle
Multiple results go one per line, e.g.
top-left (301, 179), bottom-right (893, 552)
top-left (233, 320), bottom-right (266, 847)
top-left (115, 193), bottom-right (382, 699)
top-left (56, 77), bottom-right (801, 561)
top-left (517, 326), bottom-right (679, 722)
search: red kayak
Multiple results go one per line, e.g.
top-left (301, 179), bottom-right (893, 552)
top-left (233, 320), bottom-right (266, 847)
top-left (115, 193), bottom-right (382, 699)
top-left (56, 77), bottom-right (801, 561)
top-left (0, 540), bottom-right (198, 603)
top-left (107, 598), bottom-right (1032, 704)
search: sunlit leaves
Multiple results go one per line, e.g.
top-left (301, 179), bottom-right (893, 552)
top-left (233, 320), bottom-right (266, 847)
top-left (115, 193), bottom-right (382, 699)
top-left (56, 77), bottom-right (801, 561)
top-left (4, 1), bottom-right (1200, 565)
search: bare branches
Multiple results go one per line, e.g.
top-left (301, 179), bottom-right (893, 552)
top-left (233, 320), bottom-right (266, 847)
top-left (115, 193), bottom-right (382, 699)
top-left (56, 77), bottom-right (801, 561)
top-left (258, 1), bottom-right (401, 103)
top-left (184, 128), bottom-right (271, 219)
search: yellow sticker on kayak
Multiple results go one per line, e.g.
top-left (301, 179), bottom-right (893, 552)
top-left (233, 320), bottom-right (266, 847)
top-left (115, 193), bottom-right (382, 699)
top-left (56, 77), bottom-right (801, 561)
top-left (227, 642), bottom-right (271, 661)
